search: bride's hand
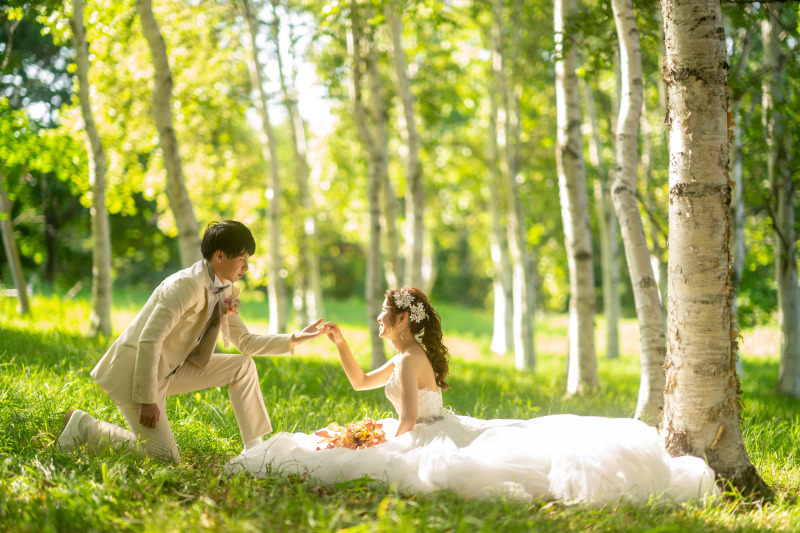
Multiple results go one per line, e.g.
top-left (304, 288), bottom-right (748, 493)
top-left (323, 321), bottom-right (345, 344)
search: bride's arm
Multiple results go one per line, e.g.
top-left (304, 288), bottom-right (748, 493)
top-left (394, 357), bottom-right (421, 436)
top-left (324, 322), bottom-right (394, 390)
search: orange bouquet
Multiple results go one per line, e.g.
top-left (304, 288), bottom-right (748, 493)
top-left (315, 418), bottom-right (388, 450)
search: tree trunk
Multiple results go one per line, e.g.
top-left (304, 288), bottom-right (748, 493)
top-left (762, 4), bottom-right (800, 398)
top-left (363, 38), bottom-right (401, 290)
top-left (0, 174), bottom-right (30, 315)
top-left (611, 0), bottom-right (665, 422)
top-left (492, 0), bottom-right (535, 370)
top-left (581, 77), bottom-right (620, 360)
top-left (269, 0), bottom-right (324, 323)
top-left (640, 101), bottom-right (668, 319)
top-left (555, 0), bottom-right (595, 392)
top-left (71, 0), bottom-right (113, 336)
top-left (348, 1), bottom-right (384, 366)
top-left (136, 0), bottom-right (201, 267)
top-left (385, 1), bottom-right (424, 290)
top-left (486, 83), bottom-right (514, 356)
top-left (242, 0), bottom-right (287, 333)
top-left (660, 0), bottom-right (767, 495)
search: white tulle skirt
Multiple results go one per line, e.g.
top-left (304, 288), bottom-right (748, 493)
top-left (225, 413), bottom-right (719, 506)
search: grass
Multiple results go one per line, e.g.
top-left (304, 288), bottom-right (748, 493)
top-left (0, 292), bottom-right (799, 532)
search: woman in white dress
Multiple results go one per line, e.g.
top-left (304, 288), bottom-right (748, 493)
top-left (226, 288), bottom-right (719, 505)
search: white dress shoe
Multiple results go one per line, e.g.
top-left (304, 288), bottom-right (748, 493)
top-left (55, 409), bottom-right (88, 451)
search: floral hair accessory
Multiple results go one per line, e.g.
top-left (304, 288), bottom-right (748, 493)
top-left (393, 290), bottom-right (414, 310)
top-left (314, 418), bottom-right (387, 450)
top-left (409, 302), bottom-right (426, 323)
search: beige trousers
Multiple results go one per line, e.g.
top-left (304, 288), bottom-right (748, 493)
top-left (82, 353), bottom-right (271, 462)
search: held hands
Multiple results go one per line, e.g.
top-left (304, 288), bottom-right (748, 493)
top-left (321, 321), bottom-right (346, 345)
top-left (139, 403), bottom-right (160, 429)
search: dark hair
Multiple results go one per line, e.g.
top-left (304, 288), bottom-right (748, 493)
top-left (384, 287), bottom-right (451, 390)
top-left (201, 220), bottom-right (256, 260)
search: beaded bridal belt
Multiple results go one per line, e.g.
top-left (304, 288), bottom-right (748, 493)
top-left (416, 415), bottom-right (445, 425)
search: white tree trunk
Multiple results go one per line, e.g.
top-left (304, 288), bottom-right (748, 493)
top-left (242, 0), bottom-right (287, 333)
top-left (611, 0), bottom-right (665, 421)
top-left (71, 0), bottom-right (113, 336)
top-left (762, 4), bottom-right (800, 398)
top-left (136, 0), bottom-right (200, 267)
top-left (555, 0), bottom-right (595, 392)
top-left (492, 0), bottom-right (535, 370)
top-left (0, 175), bottom-right (30, 315)
top-left (660, 0), bottom-right (766, 494)
top-left (385, 0), bottom-right (424, 290)
top-left (581, 78), bottom-right (620, 360)
top-left (269, 1), bottom-right (324, 324)
top-left (348, 2), bottom-right (384, 366)
top-left (487, 87), bottom-right (514, 356)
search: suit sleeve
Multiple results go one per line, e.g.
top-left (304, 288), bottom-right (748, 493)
top-left (132, 277), bottom-right (203, 404)
top-left (226, 312), bottom-right (294, 357)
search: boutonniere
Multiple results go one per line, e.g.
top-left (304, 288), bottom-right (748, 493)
top-left (220, 293), bottom-right (241, 348)
top-left (224, 296), bottom-right (241, 316)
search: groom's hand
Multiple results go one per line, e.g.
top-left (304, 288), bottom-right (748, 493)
top-left (139, 403), bottom-right (160, 428)
top-left (291, 318), bottom-right (326, 345)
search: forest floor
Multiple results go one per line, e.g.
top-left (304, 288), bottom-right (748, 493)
top-left (0, 292), bottom-right (797, 532)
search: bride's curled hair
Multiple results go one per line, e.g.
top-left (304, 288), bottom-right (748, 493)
top-left (384, 287), bottom-right (451, 390)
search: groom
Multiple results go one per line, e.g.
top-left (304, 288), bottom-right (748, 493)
top-left (55, 220), bottom-right (325, 462)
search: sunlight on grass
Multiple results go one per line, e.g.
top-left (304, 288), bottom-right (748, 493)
top-left (1, 294), bottom-right (799, 532)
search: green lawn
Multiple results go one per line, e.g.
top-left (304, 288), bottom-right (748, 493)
top-left (0, 293), bottom-right (798, 532)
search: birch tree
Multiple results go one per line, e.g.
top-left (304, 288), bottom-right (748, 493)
top-left (70, 0), bottom-right (112, 336)
top-left (611, 0), bottom-right (665, 421)
top-left (242, 0), bottom-right (287, 333)
top-left (581, 78), bottom-right (620, 360)
top-left (385, 0), bottom-right (424, 290)
top-left (762, 3), bottom-right (800, 398)
top-left (492, 0), bottom-right (536, 370)
top-left (486, 88), bottom-right (514, 356)
top-left (0, 173), bottom-right (29, 315)
top-left (136, 0), bottom-right (201, 267)
top-left (660, 0), bottom-right (767, 493)
top-left (555, 0), bottom-right (595, 392)
top-left (364, 33), bottom-right (401, 290)
top-left (269, 0), bottom-right (324, 324)
top-left (348, 0), bottom-right (384, 366)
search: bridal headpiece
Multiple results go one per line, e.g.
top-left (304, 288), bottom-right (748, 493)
top-left (393, 290), bottom-right (426, 323)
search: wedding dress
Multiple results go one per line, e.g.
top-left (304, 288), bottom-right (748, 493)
top-left (225, 356), bottom-right (719, 505)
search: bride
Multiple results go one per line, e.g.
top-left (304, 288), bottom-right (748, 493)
top-left (225, 288), bottom-right (719, 505)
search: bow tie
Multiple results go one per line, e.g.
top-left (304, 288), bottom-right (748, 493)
top-left (212, 285), bottom-right (230, 295)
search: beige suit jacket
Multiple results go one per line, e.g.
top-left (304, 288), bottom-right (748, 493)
top-left (91, 260), bottom-right (292, 405)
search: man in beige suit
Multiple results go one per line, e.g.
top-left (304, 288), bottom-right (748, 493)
top-left (55, 220), bottom-right (325, 462)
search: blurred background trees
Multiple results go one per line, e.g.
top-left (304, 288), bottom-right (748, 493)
top-left (1, 0), bottom-right (797, 362)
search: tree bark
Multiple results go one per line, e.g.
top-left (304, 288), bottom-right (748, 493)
top-left (385, 0), bottom-right (424, 290)
top-left (269, 0), bottom-right (324, 324)
top-left (555, 0), bottom-right (595, 392)
top-left (136, 0), bottom-right (201, 267)
top-left (0, 174), bottom-right (30, 315)
top-left (486, 81), bottom-right (514, 356)
top-left (762, 4), bottom-right (800, 398)
top-left (348, 1), bottom-right (384, 366)
top-left (71, 0), bottom-right (113, 336)
top-left (363, 35), bottom-right (401, 290)
top-left (660, 0), bottom-right (768, 495)
top-left (242, 0), bottom-right (287, 333)
top-left (492, 0), bottom-right (536, 370)
top-left (611, 0), bottom-right (665, 422)
top-left (581, 77), bottom-right (620, 360)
